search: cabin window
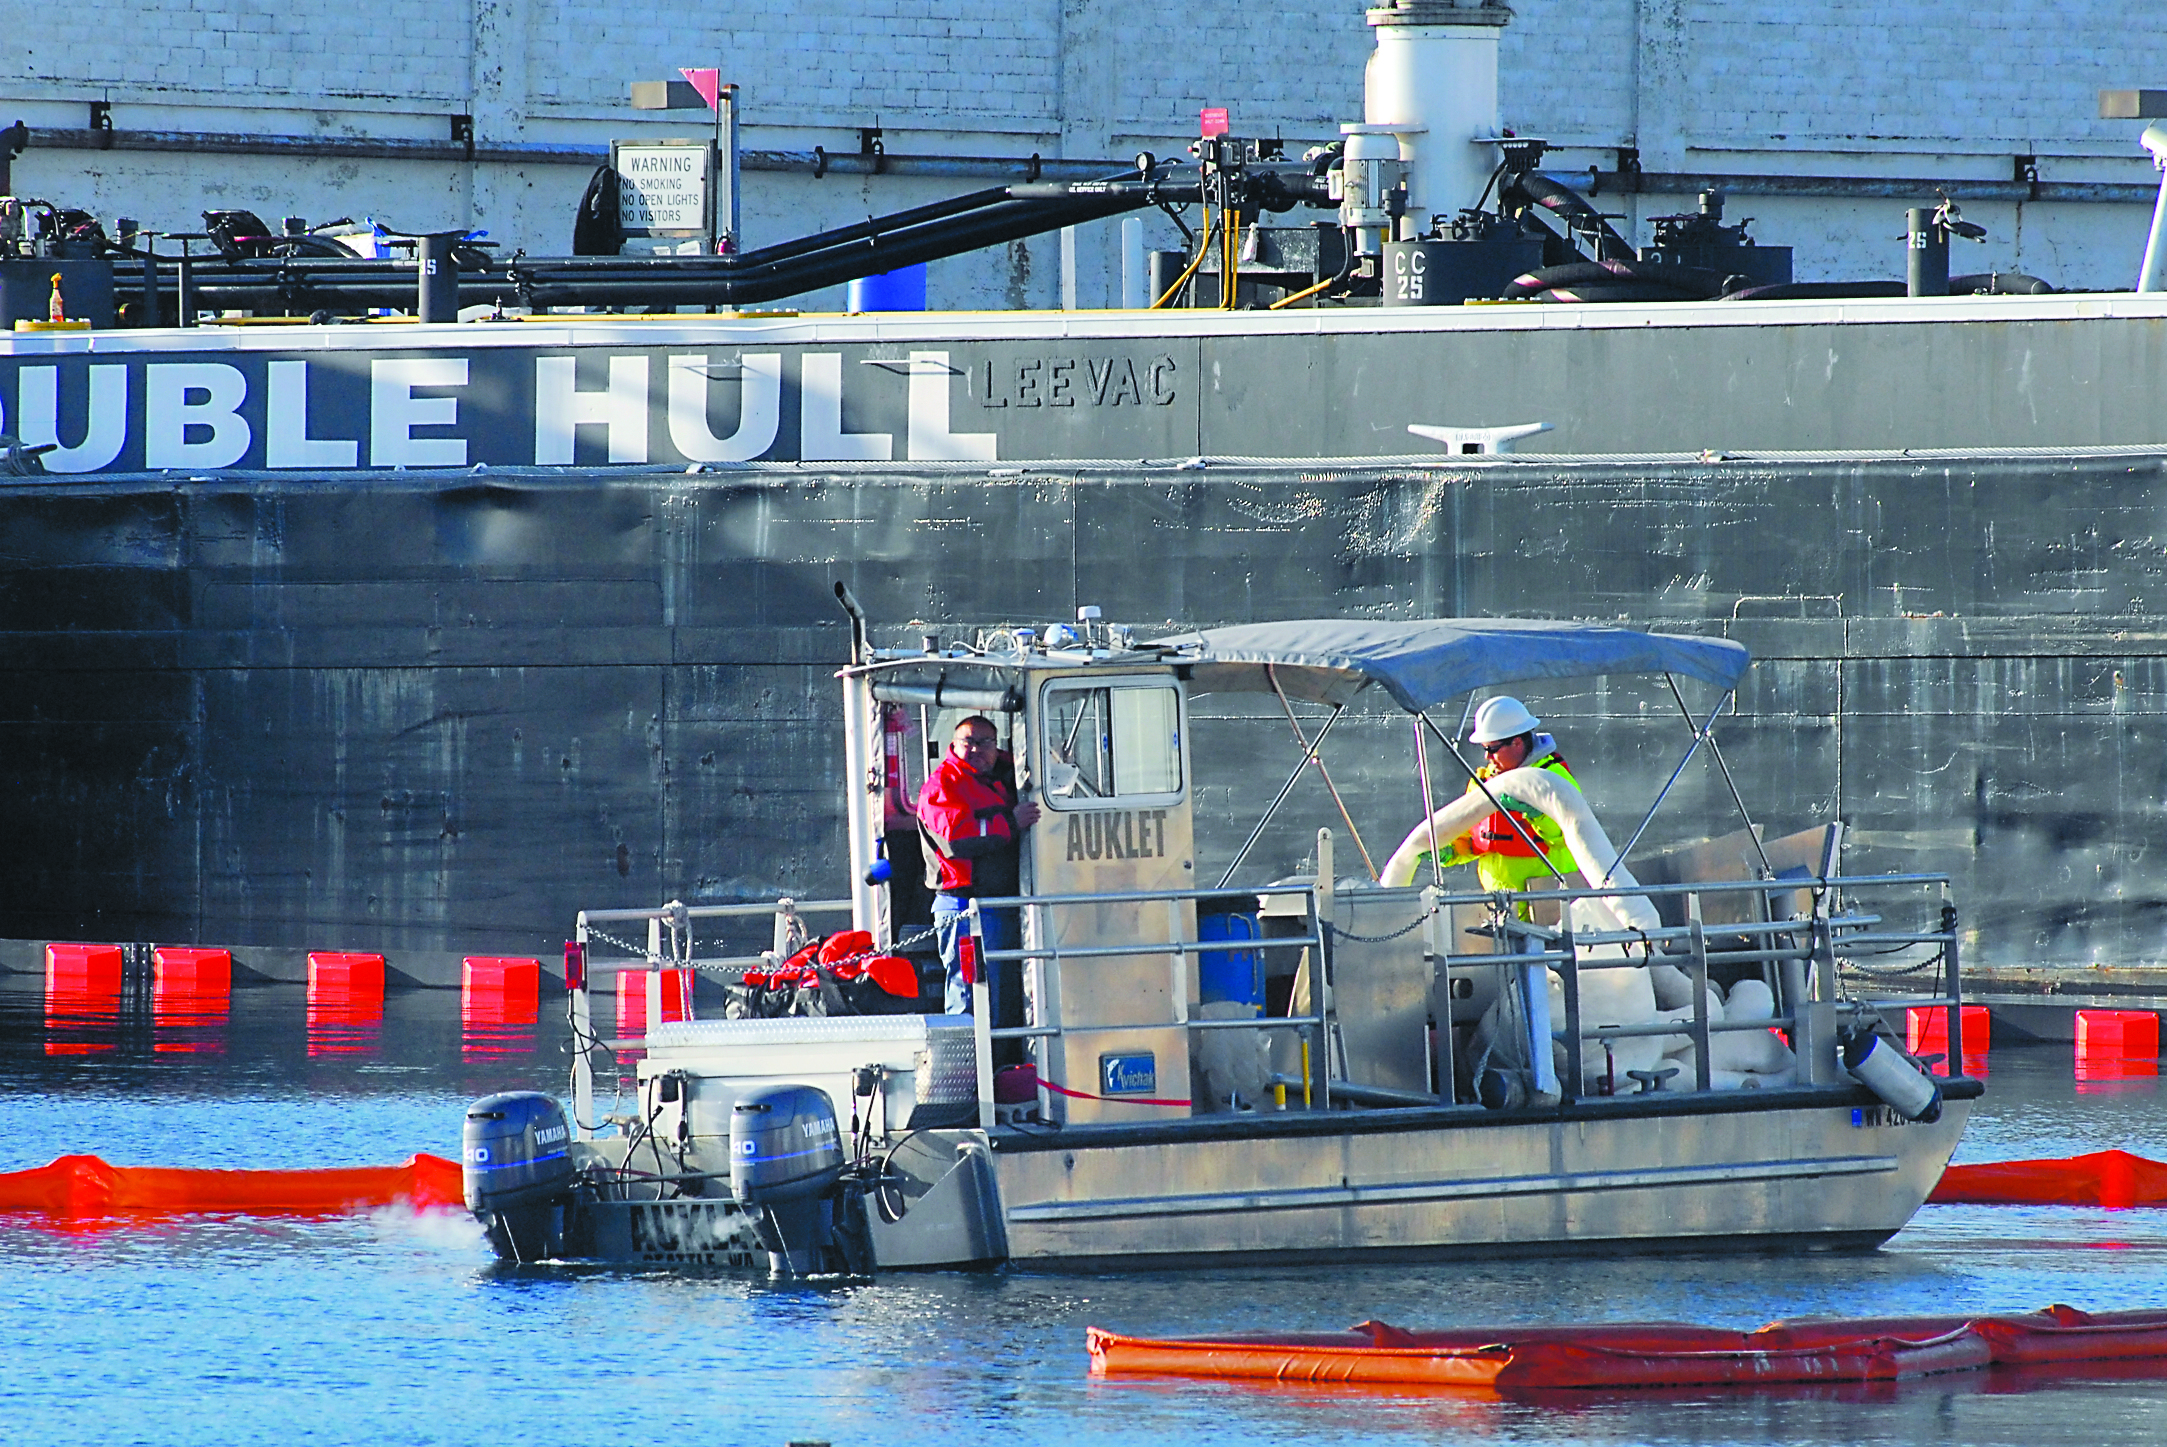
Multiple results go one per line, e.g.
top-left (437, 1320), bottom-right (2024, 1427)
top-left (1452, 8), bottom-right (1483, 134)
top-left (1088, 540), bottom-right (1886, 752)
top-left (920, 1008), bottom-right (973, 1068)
top-left (1039, 680), bottom-right (1183, 808)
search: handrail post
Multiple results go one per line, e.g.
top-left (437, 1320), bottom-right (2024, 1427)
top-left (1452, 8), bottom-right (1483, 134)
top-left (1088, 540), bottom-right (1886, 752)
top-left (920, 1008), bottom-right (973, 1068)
top-left (571, 911), bottom-right (595, 1139)
top-left (1422, 884), bottom-right (1454, 1102)
top-left (969, 901), bottom-right (995, 1130)
top-left (1030, 897), bottom-right (1060, 1085)
top-left (1517, 915), bottom-right (1559, 1099)
top-left (646, 913), bottom-right (663, 1028)
top-left (1315, 828), bottom-right (1335, 1110)
top-left (1942, 892), bottom-right (1964, 1073)
top-left (1167, 897), bottom-right (1189, 1026)
top-left (771, 897), bottom-right (799, 958)
top-left (840, 668), bottom-right (883, 937)
top-left (1558, 902), bottom-right (1582, 1102)
top-left (1687, 891), bottom-right (1712, 1093)
top-left (1801, 906), bottom-right (1840, 1086)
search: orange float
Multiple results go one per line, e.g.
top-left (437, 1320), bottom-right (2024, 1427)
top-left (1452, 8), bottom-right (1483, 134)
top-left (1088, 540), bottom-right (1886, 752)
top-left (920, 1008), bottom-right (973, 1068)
top-left (1929, 1149), bottom-right (2167, 1208)
top-left (0, 1153), bottom-right (462, 1218)
top-left (1088, 1306), bottom-right (2167, 1392)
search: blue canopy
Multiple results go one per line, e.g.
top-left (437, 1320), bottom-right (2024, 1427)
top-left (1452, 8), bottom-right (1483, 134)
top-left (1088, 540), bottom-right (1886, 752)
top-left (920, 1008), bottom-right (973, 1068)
top-left (1152, 618), bottom-right (1751, 713)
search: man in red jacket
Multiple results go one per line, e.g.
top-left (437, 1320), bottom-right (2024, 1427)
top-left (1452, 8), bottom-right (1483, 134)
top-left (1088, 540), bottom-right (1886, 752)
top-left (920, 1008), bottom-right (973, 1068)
top-left (919, 715), bottom-right (1040, 1018)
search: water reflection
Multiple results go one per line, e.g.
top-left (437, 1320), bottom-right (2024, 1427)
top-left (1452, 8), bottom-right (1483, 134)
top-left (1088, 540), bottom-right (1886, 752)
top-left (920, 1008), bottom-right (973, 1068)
top-left (461, 996), bottom-right (537, 1061)
top-left (3, 977), bottom-right (2166, 1447)
top-left (43, 944), bottom-right (125, 1056)
top-left (305, 990), bottom-right (385, 1057)
top-left (2075, 1059), bottom-right (2162, 1095)
top-left (150, 947), bottom-right (231, 1055)
top-left (151, 985), bottom-right (230, 1056)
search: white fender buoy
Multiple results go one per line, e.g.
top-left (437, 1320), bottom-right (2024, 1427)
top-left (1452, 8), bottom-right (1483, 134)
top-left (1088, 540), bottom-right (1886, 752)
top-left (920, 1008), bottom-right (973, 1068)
top-left (1843, 1030), bottom-right (1943, 1123)
top-left (1708, 978), bottom-right (1794, 1074)
top-left (1547, 957), bottom-right (1666, 1083)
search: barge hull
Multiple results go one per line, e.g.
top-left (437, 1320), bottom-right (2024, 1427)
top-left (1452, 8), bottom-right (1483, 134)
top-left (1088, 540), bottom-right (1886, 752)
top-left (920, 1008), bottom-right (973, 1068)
top-left (1, 452), bottom-right (2162, 971)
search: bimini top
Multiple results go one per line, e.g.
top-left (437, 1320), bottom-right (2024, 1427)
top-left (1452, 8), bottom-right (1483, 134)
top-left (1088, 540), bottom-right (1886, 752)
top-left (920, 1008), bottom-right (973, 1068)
top-left (1153, 618), bottom-right (1751, 713)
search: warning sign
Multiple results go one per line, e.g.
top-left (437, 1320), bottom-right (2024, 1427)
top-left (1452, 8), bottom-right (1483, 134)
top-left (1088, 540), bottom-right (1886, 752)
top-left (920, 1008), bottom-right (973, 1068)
top-left (614, 143), bottom-right (710, 233)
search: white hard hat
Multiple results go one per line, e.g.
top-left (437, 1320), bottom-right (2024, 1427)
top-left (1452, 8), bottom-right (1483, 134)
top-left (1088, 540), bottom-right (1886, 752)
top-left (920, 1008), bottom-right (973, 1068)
top-left (1468, 695), bottom-right (1541, 745)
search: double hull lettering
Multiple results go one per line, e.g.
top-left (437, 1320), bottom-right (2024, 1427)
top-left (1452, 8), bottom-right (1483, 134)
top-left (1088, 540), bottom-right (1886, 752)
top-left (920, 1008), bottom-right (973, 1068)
top-left (0, 340), bottom-right (1217, 472)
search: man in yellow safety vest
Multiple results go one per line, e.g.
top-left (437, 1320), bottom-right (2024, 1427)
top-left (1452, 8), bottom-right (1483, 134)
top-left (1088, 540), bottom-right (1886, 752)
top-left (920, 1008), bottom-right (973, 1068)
top-left (1428, 695), bottom-right (1582, 892)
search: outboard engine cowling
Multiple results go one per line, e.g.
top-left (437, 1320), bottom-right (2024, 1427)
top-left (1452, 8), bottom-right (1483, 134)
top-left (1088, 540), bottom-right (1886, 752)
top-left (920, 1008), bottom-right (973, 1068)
top-left (730, 1083), bottom-right (847, 1275)
top-left (463, 1091), bottom-right (576, 1261)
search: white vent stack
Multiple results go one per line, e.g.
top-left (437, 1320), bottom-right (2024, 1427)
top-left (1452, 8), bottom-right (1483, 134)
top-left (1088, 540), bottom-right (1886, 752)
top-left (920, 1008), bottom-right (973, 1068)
top-left (2101, 89), bottom-right (2167, 293)
top-left (1362, 0), bottom-right (1514, 238)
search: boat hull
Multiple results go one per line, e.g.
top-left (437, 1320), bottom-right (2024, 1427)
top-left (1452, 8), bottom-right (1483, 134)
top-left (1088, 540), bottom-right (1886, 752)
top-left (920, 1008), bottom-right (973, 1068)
top-left (984, 1089), bottom-right (1972, 1270)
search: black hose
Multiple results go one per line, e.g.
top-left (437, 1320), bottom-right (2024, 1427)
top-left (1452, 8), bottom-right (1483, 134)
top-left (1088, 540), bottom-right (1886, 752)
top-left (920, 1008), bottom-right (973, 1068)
top-left (125, 183), bottom-right (1158, 314)
top-left (1502, 261), bottom-right (1620, 296)
top-left (1951, 272), bottom-right (2055, 295)
top-left (1502, 260), bottom-right (1736, 303)
top-left (1502, 172), bottom-right (1636, 263)
top-left (1720, 280), bottom-right (1908, 301)
top-left (1533, 281), bottom-right (1708, 304)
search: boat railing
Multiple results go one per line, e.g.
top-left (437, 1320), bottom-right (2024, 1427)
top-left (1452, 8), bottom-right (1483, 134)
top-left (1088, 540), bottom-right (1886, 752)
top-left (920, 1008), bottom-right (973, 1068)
top-left (1437, 871), bottom-right (1962, 1104)
top-left (966, 880), bottom-right (1334, 1126)
top-left (567, 897), bottom-right (855, 1126)
top-left (558, 866), bottom-right (1962, 1134)
top-left (961, 863), bottom-right (1962, 1126)
top-left (572, 897), bottom-right (856, 986)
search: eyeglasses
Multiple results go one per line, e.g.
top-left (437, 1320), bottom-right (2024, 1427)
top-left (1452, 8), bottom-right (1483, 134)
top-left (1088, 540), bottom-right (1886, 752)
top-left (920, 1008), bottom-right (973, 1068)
top-left (958, 734), bottom-right (998, 751)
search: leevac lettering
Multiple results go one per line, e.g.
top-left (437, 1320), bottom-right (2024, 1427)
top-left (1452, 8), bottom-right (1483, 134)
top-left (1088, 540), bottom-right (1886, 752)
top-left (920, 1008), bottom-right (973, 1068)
top-left (978, 354), bottom-right (1177, 408)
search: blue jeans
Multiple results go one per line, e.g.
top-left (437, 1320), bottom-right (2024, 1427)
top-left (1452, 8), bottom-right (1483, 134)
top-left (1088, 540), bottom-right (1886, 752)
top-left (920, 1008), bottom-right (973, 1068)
top-left (934, 894), bottom-right (1017, 1018)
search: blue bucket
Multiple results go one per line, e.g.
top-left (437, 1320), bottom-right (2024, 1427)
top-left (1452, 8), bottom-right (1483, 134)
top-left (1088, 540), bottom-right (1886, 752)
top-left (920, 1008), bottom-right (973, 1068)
top-left (1197, 912), bottom-right (1264, 1014)
top-left (848, 263), bottom-right (927, 312)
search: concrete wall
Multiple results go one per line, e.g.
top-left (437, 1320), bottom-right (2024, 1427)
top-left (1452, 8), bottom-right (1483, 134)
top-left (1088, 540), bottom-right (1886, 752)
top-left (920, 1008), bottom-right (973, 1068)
top-left (3, 3), bottom-right (2165, 300)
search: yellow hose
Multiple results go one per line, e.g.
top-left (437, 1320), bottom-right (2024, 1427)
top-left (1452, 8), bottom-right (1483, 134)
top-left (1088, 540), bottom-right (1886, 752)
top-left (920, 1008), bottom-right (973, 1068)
top-left (1149, 215), bottom-right (1214, 309)
top-left (1269, 275), bottom-right (1337, 310)
top-left (1222, 208), bottom-right (1241, 309)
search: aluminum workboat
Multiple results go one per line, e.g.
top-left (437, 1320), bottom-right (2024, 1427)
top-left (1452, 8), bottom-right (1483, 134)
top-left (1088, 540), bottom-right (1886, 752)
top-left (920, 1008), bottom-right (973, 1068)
top-left (459, 611), bottom-right (1977, 1272)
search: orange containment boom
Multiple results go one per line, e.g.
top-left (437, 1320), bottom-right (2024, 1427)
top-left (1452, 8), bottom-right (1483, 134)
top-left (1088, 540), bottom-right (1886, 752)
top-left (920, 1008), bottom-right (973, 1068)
top-left (0, 1153), bottom-right (464, 1218)
top-left (1928, 1149), bottom-right (2167, 1207)
top-left (1086, 1306), bottom-right (2167, 1392)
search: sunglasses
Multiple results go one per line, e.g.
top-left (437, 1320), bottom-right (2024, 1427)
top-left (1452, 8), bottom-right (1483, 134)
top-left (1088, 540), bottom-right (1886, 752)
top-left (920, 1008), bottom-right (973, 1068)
top-left (1480, 739), bottom-right (1518, 754)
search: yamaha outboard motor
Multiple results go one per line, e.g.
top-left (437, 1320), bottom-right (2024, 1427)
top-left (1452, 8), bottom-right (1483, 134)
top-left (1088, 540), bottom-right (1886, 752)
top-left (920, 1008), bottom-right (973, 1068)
top-left (463, 1091), bottom-right (576, 1261)
top-left (730, 1083), bottom-right (848, 1276)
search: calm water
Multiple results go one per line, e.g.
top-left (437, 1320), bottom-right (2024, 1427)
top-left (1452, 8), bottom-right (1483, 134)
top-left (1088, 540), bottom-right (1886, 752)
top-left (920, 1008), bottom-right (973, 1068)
top-left (3, 971), bottom-right (2165, 1446)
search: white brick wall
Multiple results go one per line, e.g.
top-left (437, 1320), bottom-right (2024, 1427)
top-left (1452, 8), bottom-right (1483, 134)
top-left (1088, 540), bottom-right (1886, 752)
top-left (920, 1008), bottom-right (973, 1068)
top-left (11, 0), bottom-right (474, 101)
top-left (4, 1), bottom-right (2166, 297)
top-left (15, 1), bottom-right (2160, 141)
top-left (1501, 0), bottom-right (2167, 152)
top-left (526, 0), bottom-right (1067, 127)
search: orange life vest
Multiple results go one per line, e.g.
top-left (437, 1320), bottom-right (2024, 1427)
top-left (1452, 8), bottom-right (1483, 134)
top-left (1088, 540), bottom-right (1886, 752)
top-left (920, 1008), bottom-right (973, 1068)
top-left (1468, 754), bottom-right (1577, 859)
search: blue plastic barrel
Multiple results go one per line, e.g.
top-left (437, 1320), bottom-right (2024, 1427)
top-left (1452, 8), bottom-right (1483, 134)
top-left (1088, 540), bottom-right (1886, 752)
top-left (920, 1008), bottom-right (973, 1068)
top-left (1197, 912), bottom-right (1264, 1014)
top-left (847, 263), bottom-right (927, 312)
